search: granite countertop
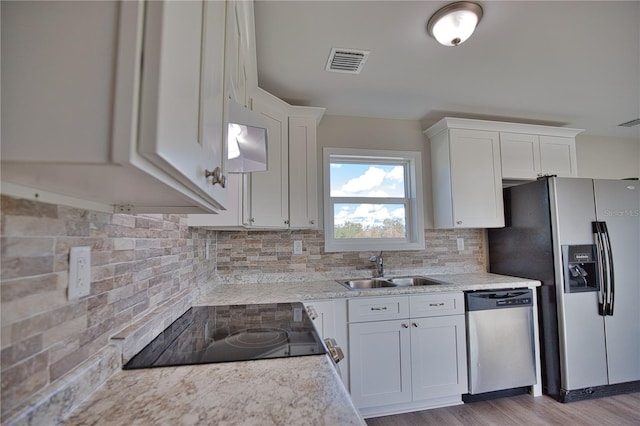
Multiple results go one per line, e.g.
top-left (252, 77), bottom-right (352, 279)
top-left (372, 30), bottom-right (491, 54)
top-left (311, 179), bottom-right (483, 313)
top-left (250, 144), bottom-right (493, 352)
top-left (196, 272), bottom-right (540, 306)
top-left (62, 272), bottom-right (538, 425)
top-left (63, 355), bottom-right (364, 426)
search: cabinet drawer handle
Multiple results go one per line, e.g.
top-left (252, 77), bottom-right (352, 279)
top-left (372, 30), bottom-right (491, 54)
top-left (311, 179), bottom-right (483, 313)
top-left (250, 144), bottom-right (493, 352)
top-left (429, 302), bottom-right (445, 307)
top-left (370, 306), bottom-right (388, 311)
top-left (401, 323), bottom-right (409, 328)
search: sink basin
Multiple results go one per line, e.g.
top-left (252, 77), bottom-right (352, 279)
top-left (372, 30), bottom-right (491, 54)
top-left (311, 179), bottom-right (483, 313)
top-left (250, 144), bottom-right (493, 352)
top-left (338, 276), bottom-right (446, 290)
top-left (339, 279), bottom-right (396, 289)
top-left (386, 277), bottom-right (445, 286)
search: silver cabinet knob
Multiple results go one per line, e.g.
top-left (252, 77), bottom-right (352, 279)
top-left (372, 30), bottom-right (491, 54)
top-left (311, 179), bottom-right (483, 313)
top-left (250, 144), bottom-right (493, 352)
top-left (412, 322), bottom-right (419, 327)
top-left (401, 323), bottom-right (409, 328)
top-left (456, 220), bottom-right (463, 225)
top-left (205, 167), bottom-right (226, 188)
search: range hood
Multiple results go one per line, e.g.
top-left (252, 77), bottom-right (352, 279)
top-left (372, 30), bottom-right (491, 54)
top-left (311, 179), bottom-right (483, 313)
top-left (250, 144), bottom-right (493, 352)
top-left (225, 101), bottom-right (268, 173)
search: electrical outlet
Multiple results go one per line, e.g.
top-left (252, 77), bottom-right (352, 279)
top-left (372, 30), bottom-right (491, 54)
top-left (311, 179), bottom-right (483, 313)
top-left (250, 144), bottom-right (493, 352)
top-left (457, 238), bottom-right (465, 251)
top-left (68, 246), bottom-right (91, 300)
top-left (293, 240), bottom-right (303, 255)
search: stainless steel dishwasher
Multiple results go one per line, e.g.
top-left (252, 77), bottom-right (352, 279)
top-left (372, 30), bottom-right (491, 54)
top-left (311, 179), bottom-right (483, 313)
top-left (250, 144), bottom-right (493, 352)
top-left (465, 289), bottom-right (536, 400)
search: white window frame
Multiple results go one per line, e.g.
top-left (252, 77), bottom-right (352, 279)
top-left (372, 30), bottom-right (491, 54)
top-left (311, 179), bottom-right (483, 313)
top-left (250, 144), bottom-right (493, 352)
top-left (323, 147), bottom-right (425, 252)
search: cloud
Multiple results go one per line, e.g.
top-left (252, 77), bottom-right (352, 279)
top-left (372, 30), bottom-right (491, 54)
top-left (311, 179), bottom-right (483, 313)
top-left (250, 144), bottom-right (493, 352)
top-left (386, 166), bottom-right (404, 181)
top-left (341, 166), bottom-right (386, 194)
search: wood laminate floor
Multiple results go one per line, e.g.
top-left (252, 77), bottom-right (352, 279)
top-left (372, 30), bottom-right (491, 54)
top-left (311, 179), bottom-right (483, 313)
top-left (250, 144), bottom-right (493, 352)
top-left (365, 392), bottom-right (640, 426)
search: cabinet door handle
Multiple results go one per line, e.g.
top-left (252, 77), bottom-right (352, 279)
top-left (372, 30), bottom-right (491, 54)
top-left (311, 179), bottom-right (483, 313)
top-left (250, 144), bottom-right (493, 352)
top-left (205, 167), bottom-right (226, 188)
top-left (309, 220), bottom-right (315, 225)
top-left (456, 220), bottom-right (463, 225)
top-left (401, 323), bottom-right (409, 328)
top-left (370, 306), bottom-right (388, 311)
top-left (429, 302), bottom-right (445, 307)
top-left (412, 322), bottom-right (419, 327)
top-left (306, 306), bottom-right (318, 321)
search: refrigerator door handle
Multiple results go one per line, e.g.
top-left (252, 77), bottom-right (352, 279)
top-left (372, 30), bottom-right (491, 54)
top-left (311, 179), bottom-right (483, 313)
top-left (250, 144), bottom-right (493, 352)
top-left (601, 221), bottom-right (615, 316)
top-left (592, 221), bottom-right (609, 316)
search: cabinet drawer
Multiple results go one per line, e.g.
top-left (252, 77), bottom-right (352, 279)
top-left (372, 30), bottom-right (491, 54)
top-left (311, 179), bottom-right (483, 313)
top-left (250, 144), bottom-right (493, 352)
top-left (410, 292), bottom-right (464, 317)
top-left (348, 296), bottom-right (409, 323)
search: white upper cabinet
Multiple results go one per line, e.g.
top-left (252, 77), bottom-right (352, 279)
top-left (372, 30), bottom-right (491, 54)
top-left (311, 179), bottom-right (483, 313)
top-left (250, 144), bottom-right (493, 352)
top-left (189, 92), bottom-right (325, 230)
top-left (225, 0), bottom-right (258, 108)
top-left (138, 0), bottom-right (227, 208)
top-left (246, 89), bottom-right (290, 227)
top-left (500, 132), bottom-right (579, 180)
top-left (500, 133), bottom-right (541, 179)
top-left (1, 0), bottom-right (228, 213)
top-left (288, 108), bottom-right (324, 229)
top-left (427, 126), bottom-right (504, 229)
top-left (538, 135), bottom-right (578, 177)
top-left (425, 118), bottom-right (583, 229)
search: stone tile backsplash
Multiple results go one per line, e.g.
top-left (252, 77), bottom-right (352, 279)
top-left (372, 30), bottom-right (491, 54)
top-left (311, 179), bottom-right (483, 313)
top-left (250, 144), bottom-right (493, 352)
top-left (213, 228), bottom-right (485, 283)
top-left (0, 196), bottom-right (215, 423)
top-left (1, 194), bottom-right (484, 423)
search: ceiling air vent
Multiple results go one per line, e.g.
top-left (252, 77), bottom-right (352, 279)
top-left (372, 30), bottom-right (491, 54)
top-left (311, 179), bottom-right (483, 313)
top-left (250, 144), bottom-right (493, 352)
top-left (325, 48), bottom-right (370, 74)
top-left (618, 118), bottom-right (640, 127)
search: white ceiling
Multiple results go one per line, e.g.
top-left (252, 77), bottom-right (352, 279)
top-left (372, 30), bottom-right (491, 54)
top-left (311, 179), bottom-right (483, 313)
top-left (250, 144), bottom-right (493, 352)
top-left (253, 1), bottom-right (640, 139)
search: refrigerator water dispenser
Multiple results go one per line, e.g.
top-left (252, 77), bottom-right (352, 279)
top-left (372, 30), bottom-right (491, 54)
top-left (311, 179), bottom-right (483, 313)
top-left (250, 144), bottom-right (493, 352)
top-left (562, 245), bottom-right (599, 293)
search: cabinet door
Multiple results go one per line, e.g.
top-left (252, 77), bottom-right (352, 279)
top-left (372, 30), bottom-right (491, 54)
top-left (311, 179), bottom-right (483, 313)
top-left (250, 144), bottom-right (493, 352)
top-left (450, 129), bottom-right (504, 228)
top-left (247, 90), bottom-right (289, 227)
top-left (288, 115), bottom-right (318, 229)
top-left (349, 320), bottom-right (412, 408)
top-left (500, 133), bottom-right (541, 180)
top-left (410, 315), bottom-right (468, 400)
top-left (138, 0), bottom-right (226, 208)
top-left (304, 300), bottom-right (335, 340)
top-left (539, 136), bottom-right (578, 177)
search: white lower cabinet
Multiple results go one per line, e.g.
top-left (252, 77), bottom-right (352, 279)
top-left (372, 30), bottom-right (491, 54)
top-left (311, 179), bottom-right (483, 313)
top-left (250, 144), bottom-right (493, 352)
top-left (348, 293), bottom-right (467, 417)
top-left (304, 299), bottom-right (350, 389)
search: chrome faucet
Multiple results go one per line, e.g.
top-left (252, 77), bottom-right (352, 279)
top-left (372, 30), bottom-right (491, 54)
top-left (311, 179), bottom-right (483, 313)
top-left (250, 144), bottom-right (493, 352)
top-left (370, 251), bottom-right (384, 278)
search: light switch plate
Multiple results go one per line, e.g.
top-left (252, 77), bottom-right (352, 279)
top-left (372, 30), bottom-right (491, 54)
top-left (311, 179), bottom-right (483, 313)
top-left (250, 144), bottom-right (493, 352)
top-left (293, 240), bottom-right (303, 255)
top-left (68, 246), bottom-right (91, 300)
top-left (456, 238), bottom-right (465, 251)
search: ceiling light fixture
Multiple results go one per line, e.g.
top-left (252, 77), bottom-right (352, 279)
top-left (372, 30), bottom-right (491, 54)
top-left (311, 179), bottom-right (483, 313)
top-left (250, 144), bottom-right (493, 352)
top-left (427, 1), bottom-right (483, 47)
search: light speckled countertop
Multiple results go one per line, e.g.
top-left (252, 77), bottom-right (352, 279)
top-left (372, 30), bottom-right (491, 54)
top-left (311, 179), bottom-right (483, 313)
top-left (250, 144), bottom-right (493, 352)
top-left (63, 355), bottom-right (363, 426)
top-left (196, 272), bottom-right (540, 306)
top-left (63, 272), bottom-right (538, 425)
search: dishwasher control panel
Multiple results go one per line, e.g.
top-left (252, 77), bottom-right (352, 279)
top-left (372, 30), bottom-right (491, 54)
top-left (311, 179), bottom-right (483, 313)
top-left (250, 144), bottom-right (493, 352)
top-left (496, 297), bottom-right (531, 306)
top-left (465, 289), bottom-right (533, 311)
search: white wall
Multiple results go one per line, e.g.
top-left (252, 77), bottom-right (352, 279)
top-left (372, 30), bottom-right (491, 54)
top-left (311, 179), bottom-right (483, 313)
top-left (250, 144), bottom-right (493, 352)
top-left (316, 115), bottom-right (434, 228)
top-left (575, 134), bottom-right (639, 179)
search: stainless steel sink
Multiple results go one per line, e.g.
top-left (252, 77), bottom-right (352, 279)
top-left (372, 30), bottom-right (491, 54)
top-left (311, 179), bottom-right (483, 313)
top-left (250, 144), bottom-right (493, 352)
top-left (385, 277), bottom-right (445, 286)
top-left (338, 276), bottom-right (445, 290)
top-left (339, 279), bottom-right (396, 289)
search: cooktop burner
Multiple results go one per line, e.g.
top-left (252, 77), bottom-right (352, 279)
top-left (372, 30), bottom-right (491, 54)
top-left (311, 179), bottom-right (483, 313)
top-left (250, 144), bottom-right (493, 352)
top-left (224, 328), bottom-right (289, 349)
top-left (123, 302), bottom-right (325, 369)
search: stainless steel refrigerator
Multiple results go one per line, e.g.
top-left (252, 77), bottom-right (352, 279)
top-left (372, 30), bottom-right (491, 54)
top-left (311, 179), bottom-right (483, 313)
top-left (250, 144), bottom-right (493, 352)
top-left (488, 177), bottom-right (640, 402)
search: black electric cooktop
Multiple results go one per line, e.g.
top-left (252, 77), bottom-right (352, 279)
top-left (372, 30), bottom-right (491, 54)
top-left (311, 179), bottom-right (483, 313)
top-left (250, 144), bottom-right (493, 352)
top-left (123, 302), bottom-right (326, 369)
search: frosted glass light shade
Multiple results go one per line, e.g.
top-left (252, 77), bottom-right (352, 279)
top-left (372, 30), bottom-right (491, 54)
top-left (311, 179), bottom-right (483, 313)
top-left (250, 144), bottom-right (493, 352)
top-left (427, 2), bottom-right (483, 47)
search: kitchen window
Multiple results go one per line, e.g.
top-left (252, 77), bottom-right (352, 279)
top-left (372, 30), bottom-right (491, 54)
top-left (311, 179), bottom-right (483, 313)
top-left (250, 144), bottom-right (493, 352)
top-left (323, 148), bottom-right (425, 252)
